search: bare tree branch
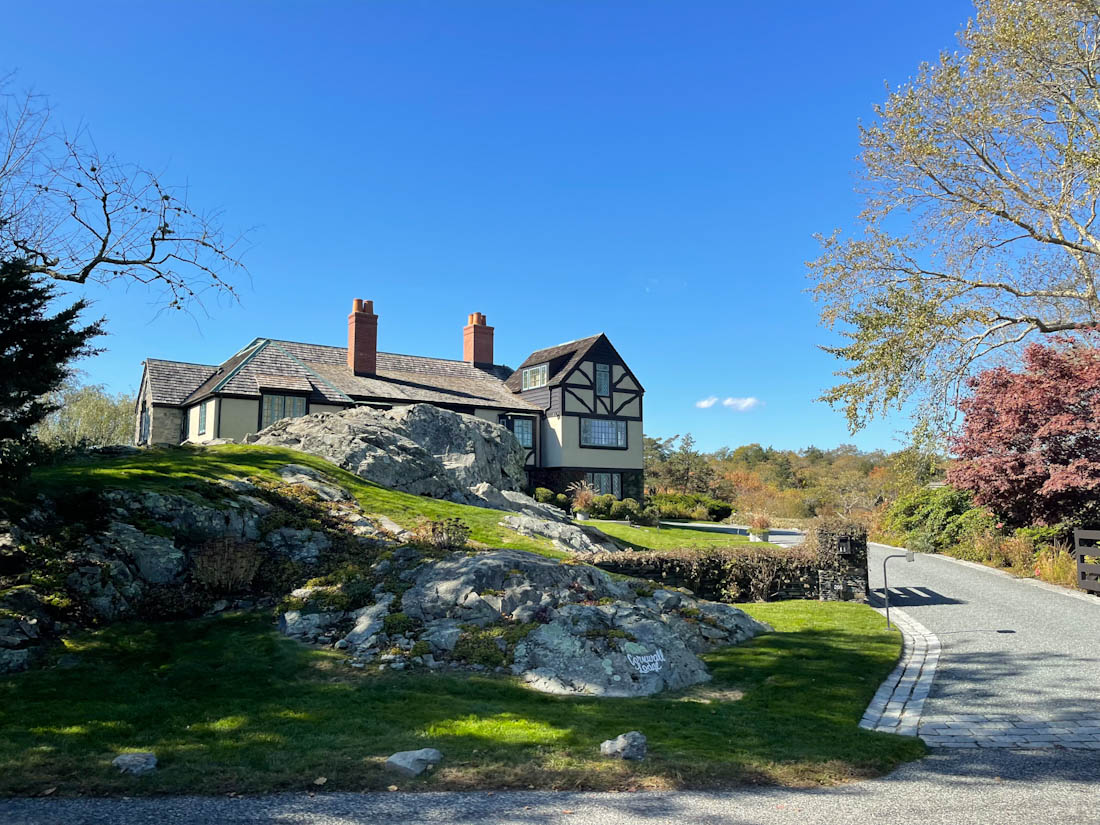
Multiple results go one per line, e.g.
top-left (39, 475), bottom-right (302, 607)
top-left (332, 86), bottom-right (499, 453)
top-left (0, 79), bottom-right (249, 311)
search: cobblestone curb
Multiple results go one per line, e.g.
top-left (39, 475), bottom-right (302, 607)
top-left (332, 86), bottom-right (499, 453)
top-left (859, 606), bottom-right (938, 737)
top-left (918, 714), bottom-right (1100, 749)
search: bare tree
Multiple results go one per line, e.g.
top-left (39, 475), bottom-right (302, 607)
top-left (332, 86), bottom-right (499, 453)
top-left (0, 78), bottom-right (247, 309)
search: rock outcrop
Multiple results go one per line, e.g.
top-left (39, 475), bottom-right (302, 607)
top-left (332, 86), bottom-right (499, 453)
top-left (246, 404), bottom-right (528, 505)
top-left (279, 549), bottom-right (771, 698)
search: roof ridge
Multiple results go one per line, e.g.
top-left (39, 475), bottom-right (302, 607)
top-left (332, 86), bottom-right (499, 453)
top-left (270, 338), bottom-right (507, 369)
top-left (268, 342), bottom-right (353, 404)
top-left (146, 357), bottom-right (218, 369)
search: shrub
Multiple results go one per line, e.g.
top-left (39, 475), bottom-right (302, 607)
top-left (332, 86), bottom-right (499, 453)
top-left (192, 539), bottom-right (265, 595)
top-left (610, 498), bottom-right (641, 521)
top-left (554, 493), bottom-right (570, 510)
top-left (383, 612), bottom-right (415, 635)
top-left (533, 487), bottom-right (555, 504)
top-left (590, 546), bottom-right (819, 602)
top-left (411, 518), bottom-right (470, 550)
top-left (588, 494), bottom-right (617, 519)
top-left (647, 493), bottom-right (731, 522)
top-left (635, 506), bottom-right (661, 527)
top-left (884, 486), bottom-right (974, 551)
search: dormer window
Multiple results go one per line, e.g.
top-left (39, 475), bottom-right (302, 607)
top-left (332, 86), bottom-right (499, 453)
top-left (595, 363), bottom-right (610, 396)
top-left (521, 363), bottom-right (549, 390)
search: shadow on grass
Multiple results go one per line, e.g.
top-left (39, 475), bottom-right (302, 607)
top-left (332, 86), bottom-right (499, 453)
top-left (0, 605), bottom-right (925, 797)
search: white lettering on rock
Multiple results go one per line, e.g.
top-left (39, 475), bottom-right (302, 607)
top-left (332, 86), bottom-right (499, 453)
top-left (626, 649), bottom-right (666, 674)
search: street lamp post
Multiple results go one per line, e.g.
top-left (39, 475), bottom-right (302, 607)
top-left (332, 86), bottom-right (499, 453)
top-left (882, 550), bottom-right (915, 629)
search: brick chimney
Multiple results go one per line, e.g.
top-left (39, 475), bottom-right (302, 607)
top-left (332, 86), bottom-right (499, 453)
top-left (463, 312), bottom-right (494, 366)
top-left (347, 298), bottom-right (378, 375)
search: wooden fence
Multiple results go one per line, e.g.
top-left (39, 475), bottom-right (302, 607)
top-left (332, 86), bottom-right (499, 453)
top-left (1072, 529), bottom-right (1100, 595)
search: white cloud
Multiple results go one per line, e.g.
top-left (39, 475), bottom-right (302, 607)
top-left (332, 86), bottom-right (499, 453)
top-left (695, 396), bottom-right (719, 409)
top-left (722, 397), bottom-right (761, 412)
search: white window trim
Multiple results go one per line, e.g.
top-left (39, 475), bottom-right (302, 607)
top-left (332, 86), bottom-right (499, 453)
top-left (521, 363), bottom-right (549, 391)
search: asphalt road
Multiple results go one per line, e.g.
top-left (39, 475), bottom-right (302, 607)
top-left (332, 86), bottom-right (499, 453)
top-left (1, 750), bottom-right (1096, 825)
top-left (4, 541), bottom-right (1099, 825)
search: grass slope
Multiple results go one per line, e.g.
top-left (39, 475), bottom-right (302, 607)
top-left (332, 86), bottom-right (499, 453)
top-left (585, 520), bottom-right (764, 552)
top-left (0, 602), bottom-right (923, 795)
top-left (29, 444), bottom-right (565, 558)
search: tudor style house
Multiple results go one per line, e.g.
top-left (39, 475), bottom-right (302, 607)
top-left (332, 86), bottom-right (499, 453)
top-left (135, 300), bottom-right (645, 499)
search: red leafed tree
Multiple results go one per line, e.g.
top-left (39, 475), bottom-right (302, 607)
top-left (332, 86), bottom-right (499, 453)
top-left (948, 336), bottom-right (1100, 527)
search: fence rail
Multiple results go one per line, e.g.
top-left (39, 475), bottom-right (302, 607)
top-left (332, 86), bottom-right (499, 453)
top-left (1073, 529), bottom-right (1100, 594)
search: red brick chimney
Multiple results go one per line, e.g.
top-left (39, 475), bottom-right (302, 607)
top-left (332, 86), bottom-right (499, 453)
top-left (463, 312), bottom-right (494, 365)
top-left (347, 298), bottom-right (378, 375)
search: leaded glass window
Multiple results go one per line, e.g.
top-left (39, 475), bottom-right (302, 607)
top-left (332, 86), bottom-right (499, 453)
top-left (595, 363), bottom-right (610, 396)
top-left (513, 418), bottom-right (534, 447)
top-left (580, 417), bottom-right (627, 448)
top-left (586, 472), bottom-right (622, 498)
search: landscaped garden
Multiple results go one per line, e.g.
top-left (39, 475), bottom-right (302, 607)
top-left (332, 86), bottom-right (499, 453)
top-left (0, 600), bottom-right (923, 796)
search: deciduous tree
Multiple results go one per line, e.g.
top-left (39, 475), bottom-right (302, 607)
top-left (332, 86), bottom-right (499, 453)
top-left (809, 0), bottom-right (1100, 435)
top-left (947, 335), bottom-right (1100, 525)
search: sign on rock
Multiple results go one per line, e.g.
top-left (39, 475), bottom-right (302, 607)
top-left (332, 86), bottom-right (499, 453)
top-left (626, 649), bottom-right (666, 674)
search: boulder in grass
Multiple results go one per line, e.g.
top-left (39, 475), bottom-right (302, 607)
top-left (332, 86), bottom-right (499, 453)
top-left (112, 752), bottom-right (158, 775)
top-left (600, 731), bottom-right (647, 761)
top-left (384, 747), bottom-right (443, 777)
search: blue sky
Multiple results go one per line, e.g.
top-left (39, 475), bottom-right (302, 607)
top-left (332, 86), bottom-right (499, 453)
top-left (8, 0), bottom-right (975, 452)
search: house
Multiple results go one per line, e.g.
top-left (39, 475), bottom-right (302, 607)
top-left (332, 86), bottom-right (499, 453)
top-left (135, 300), bottom-right (645, 499)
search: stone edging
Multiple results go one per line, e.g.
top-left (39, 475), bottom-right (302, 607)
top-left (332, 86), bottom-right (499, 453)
top-left (858, 606), bottom-right (939, 737)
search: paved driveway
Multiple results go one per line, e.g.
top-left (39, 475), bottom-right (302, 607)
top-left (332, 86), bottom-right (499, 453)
top-left (867, 543), bottom-right (1100, 721)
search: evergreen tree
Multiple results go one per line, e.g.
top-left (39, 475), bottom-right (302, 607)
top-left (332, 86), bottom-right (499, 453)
top-left (0, 259), bottom-right (104, 486)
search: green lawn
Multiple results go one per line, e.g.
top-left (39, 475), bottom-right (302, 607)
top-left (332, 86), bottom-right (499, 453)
top-left (28, 444), bottom-right (565, 558)
top-left (586, 520), bottom-right (764, 551)
top-left (0, 601), bottom-right (923, 795)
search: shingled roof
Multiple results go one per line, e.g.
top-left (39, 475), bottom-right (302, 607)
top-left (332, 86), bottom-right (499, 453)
top-left (503, 334), bottom-right (604, 392)
top-left (163, 338), bottom-right (539, 413)
top-left (143, 359), bottom-right (217, 405)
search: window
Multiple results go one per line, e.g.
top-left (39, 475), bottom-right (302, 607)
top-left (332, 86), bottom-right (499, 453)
top-left (595, 363), bottom-right (610, 396)
top-left (580, 417), bottom-right (627, 448)
top-left (521, 363), bottom-right (549, 390)
top-left (139, 401), bottom-right (150, 444)
top-left (261, 394), bottom-right (307, 428)
top-left (512, 418), bottom-right (534, 448)
top-left (586, 472), bottom-right (622, 498)
top-left (197, 401), bottom-right (208, 435)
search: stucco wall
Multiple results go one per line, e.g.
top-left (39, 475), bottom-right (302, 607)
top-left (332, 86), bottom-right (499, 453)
top-left (218, 398), bottom-right (259, 441)
top-left (473, 408), bottom-right (504, 423)
top-left (541, 416), bottom-right (643, 470)
top-left (541, 416), bottom-right (565, 467)
top-left (310, 403), bottom-right (347, 416)
top-left (185, 399), bottom-right (217, 444)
